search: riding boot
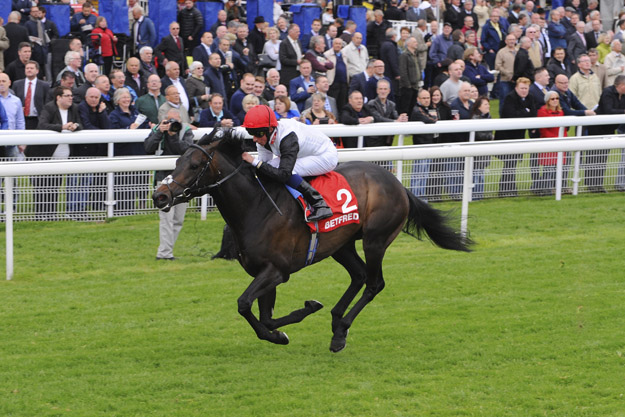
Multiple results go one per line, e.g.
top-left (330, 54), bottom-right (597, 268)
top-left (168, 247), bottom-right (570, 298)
top-left (296, 180), bottom-right (333, 221)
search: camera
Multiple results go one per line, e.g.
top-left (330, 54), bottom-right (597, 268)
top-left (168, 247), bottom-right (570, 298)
top-left (163, 118), bottom-right (182, 133)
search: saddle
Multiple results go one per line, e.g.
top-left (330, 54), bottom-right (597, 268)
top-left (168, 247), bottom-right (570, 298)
top-left (287, 171), bottom-right (360, 233)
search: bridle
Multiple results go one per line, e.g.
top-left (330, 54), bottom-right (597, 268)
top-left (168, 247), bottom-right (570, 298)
top-left (160, 143), bottom-right (245, 206)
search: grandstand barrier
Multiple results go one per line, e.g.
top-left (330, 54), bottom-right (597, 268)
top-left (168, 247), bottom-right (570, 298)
top-left (3, 115), bottom-right (625, 280)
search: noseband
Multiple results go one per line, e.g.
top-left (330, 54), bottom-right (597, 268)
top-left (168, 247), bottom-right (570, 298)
top-left (161, 143), bottom-right (245, 205)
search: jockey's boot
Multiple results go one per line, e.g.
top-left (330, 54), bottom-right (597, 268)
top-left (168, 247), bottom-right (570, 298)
top-left (297, 180), bottom-right (333, 222)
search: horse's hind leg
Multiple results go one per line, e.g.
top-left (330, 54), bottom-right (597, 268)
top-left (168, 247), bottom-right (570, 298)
top-left (259, 290), bottom-right (323, 331)
top-left (329, 241), bottom-right (367, 339)
top-left (237, 265), bottom-right (290, 345)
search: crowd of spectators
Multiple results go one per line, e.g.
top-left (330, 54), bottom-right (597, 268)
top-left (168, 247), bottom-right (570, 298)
top-left (3, 0), bottom-right (625, 215)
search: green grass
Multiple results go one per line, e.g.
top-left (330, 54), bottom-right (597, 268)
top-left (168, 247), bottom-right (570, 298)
top-left (1, 194), bottom-right (625, 416)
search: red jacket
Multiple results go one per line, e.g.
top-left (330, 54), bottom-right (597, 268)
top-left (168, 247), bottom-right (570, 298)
top-left (537, 105), bottom-right (566, 165)
top-left (91, 27), bottom-right (117, 57)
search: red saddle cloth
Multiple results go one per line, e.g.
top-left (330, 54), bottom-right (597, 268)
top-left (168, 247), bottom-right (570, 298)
top-left (299, 171), bottom-right (360, 233)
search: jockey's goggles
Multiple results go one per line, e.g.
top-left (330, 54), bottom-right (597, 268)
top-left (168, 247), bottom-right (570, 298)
top-left (246, 128), bottom-right (269, 138)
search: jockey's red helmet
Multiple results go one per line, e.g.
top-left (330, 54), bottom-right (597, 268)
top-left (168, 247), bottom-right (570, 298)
top-left (242, 105), bottom-right (278, 129)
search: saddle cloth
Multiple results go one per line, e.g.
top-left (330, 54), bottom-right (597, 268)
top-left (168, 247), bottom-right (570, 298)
top-left (287, 171), bottom-right (360, 233)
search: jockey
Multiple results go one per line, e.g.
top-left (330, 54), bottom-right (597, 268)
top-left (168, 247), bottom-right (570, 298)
top-left (241, 104), bottom-right (338, 221)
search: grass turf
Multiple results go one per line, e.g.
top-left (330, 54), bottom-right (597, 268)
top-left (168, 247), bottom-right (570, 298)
top-left (1, 193), bottom-right (625, 416)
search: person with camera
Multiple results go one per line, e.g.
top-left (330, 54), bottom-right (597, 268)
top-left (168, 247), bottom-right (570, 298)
top-left (144, 109), bottom-right (194, 260)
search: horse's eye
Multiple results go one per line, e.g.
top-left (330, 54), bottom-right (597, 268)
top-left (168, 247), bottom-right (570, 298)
top-left (190, 164), bottom-right (199, 170)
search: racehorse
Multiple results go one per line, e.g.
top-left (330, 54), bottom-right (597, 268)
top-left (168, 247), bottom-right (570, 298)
top-left (153, 128), bottom-right (472, 352)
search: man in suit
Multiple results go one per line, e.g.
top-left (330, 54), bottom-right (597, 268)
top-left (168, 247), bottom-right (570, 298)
top-left (139, 46), bottom-right (158, 77)
top-left (210, 10), bottom-right (228, 37)
top-left (348, 60), bottom-right (375, 103)
top-left (262, 68), bottom-right (281, 102)
top-left (13, 60), bottom-right (50, 130)
top-left (528, 66), bottom-right (551, 191)
top-left (303, 75), bottom-right (338, 117)
top-left (406, 0), bottom-right (428, 22)
top-left (339, 90), bottom-right (375, 148)
top-left (156, 22), bottom-right (189, 75)
top-left (459, 1), bottom-right (479, 32)
top-left (132, 6), bottom-right (157, 55)
top-left (125, 57), bottom-right (147, 97)
top-left (248, 16), bottom-right (267, 57)
top-left (513, 36), bottom-right (536, 82)
top-left (365, 79), bottom-right (408, 147)
top-left (27, 86), bottom-right (81, 219)
top-left (300, 19), bottom-right (323, 53)
top-left (24, 5), bottom-right (58, 79)
top-left (160, 61), bottom-right (190, 116)
top-left (567, 21), bottom-right (588, 67)
top-left (379, 28), bottom-right (401, 98)
top-left (279, 24), bottom-right (303, 87)
top-left (192, 32), bottom-right (214, 69)
top-left (203, 53), bottom-right (228, 104)
top-left (365, 59), bottom-right (393, 102)
top-left (3, 12), bottom-right (30, 66)
top-left (232, 24), bottom-right (257, 74)
top-left (444, 0), bottom-right (463, 30)
top-left (584, 19), bottom-right (601, 50)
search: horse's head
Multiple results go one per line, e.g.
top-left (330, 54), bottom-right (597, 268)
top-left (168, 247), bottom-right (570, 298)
top-left (152, 127), bottom-right (246, 211)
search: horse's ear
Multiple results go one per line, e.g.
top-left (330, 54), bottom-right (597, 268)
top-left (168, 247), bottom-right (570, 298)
top-left (198, 124), bottom-right (225, 145)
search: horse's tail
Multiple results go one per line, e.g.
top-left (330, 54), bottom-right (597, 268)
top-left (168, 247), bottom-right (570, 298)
top-left (403, 189), bottom-right (473, 252)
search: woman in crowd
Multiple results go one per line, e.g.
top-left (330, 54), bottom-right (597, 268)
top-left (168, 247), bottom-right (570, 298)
top-left (236, 94), bottom-right (260, 127)
top-left (185, 61), bottom-right (210, 125)
top-left (273, 96), bottom-right (300, 121)
top-left (470, 96), bottom-right (493, 200)
top-left (300, 93), bottom-right (337, 125)
top-left (536, 90), bottom-right (566, 195)
top-left (91, 16), bottom-right (118, 76)
top-left (109, 88), bottom-right (149, 214)
top-left (262, 27), bottom-right (282, 71)
top-left (597, 32), bottom-right (614, 63)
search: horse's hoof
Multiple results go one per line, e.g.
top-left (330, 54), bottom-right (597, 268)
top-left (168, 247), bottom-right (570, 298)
top-left (329, 337), bottom-right (346, 353)
top-left (271, 330), bottom-right (290, 345)
top-left (305, 300), bottom-right (324, 312)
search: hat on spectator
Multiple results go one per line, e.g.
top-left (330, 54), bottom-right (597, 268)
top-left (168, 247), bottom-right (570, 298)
top-left (565, 6), bottom-right (576, 12)
top-left (443, 22), bottom-right (452, 28)
top-left (254, 16), bottom-right (265, 24)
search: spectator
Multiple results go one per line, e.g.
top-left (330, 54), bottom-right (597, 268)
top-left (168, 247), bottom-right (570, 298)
top-left (464, 46), bottom-right (494, 96)
top-left (408, 88), bottom-right (436, 198)
top-left (28, 86), bottom-right (81, 220)
top-left (91, 16), bottom-right (118, 76)
top-left (603, 40), bottom-right (625, 87)
top-left (440, 61), bottom-right (464, 104)
top-left (139, 46), bottom-right (158, 77)
top-left (55, 51), bottom-right (86, 86)
top-left (585, 19), bottom-right (601, 49)
top-left (348, 59), bottom-right (374, 102)
top-left (474, 0), bottom-right (491, 34)
top-left (385, 0), bottom-right (405, 21)
top-left (160, 61), bottom-right (190, 117)
top-left (156, 22), bottom-right (188, 75)
top-left (324, 37), bottom-right (349, 112)
top-left (0, 72), bottom-right (25, 160)
top-left (13, 60), bottom-right (50, 130)
top-left (323, 25), bottom-right (337, 52)
top-left (569, 54), bottom-right (601, 111)
top-left (586, 76), bottom-right (625, 193)
top-left (5, 42), bottom-right (33, 83)
top-left (397, 37), bottom-right (420, 114)
top-left (340, 21), bottom-right (357, 44)
top-left (24, 5), bottom-right (58, 78)
top-left (460, 1), bottom-right (479, 32)
top-left (193, 32), bottom-right (214, 69)
top-left (301, 19), bottom-right (323, 53)
top-left (495, 77), bottom-right (538, 197)
top-left (236, 94), bottom-right (259, 125)
top-left (551, 74), bottom-right (594, 117)
top-left (12, 0), bottom-right (33, 23)
top-left (548, 9), bottom-right (567, 50)
top-left (430, 22), bottom-right (454, 69)
top-left (184, 61), bottom-right (210, 124)
top-left (110, 68), bottom-right (138, 103)
top-left (70, 1), bottom-right (97, 42)
top-left (406, 0), bottom-right (428, 22)
top-left (3, 12), bottom-right (30, 67)
top-left (159, 85), bottom-right (192, 125)
top-left (513, 36), bottom-right (536, 82)
top-left (567, 21), bottom-right (588, 65)
top-left (340, 90), bottom-right (375, 148)
top-left (144, 109), bottom-right (194, 261)
top-left (132, 6), bottom-right (157, 55)
top-left (268, 84), bottom-right (298, 111)
top-left (276, 16), bottom-right (289, 41)
top-left (535, 90), bottom-right (566, 195)
top-left (199, 93), bottom-right (238, 128)
top-left (322, 5), bottom-right (336, 29)
top-left (76, 87), bottom-right (110, 212)
top-left (203, 52), bottom-right (228, 101)
top-left (73, 62), bottom-right (100, 104)
top-left (588, 48), bottom-right (607, 89)
top-left (446, 81), bottom-right (474, 197)
top-left (481, 8), bottom-right (509, 70)
top-left (366, 79), bottom-right (408, 146)
top-left (366, 10), bottom-right (391, 58)
top-left (470, 96), bottom-right (494, 200)
top-left (378, 28), bottom-right (401, 98)
top-left (233, 24), bottom-right (257, 75)
top-left (342, 32), bottom-right (368, 80)
top-left (225, 0), bottom-right (244, 23)
top-left (305, 36), bottom-right (334, 76)
top-left (301, 92), bottom-right (338, 125)
top-left (546, 47), bottom-right (573, 81)
top-left (273, 95), bottom-right (300, 121)
top-left (426, 85), bottom-right (453, 200)
top-left (230, 72), bottom-right (256, 116)
top-left (444, 0), bottom-right (463, 30)
top-left (289, 60), bottom-right (315, 112)
top-left (210, 10), bottom-right (227, 37)
top-left (446, 29), bottom-right (466, 62)
top-left (263, 68), bottom-right (281, 101)
top-left (524, 25), bottom-right (543, 68)
top-left (124, 57), bottom-right (146, 98)
top-left (596, 32), bottom-right (613, 63)
top-left (279, 24), bottom-right (303, 87)
top-left (262, 27), bottom-right (281, 71)
top-left (365, 60), bottom-right (393, 102)
top-left (304, 75), bottom-right (338, 116)
top-left (136, 74), bottom-right (166, 125)
top-left (94, 74), bottom-right (114, 113)
top-left (177, 0), bottom-right (204, 56)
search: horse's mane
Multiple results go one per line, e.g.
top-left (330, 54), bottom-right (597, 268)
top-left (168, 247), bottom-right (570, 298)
top-left (198, 127), bottom-right (245, 159)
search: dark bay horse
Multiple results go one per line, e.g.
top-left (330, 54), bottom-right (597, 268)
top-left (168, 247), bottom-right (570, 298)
top-left (153, 129), bottom-right (472, 352)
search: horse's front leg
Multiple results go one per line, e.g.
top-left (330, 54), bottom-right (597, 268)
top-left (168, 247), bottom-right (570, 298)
top-left (259, 290), bottom-right (323, 331)
top-left (237, 265), bottom-right (290, 345)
